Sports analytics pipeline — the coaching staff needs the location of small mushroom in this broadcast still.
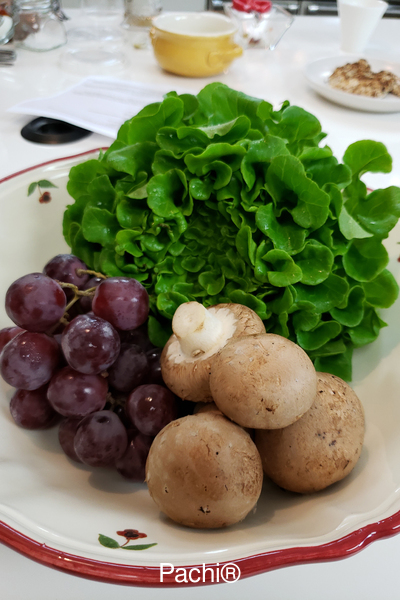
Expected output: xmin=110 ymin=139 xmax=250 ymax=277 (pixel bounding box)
xmin=209 ymin=333 xmax=317 ymax=429
xmin=254 ymin=372 xmax=365 ymax=494
xmin=145 ymin=412 xmax=263 ymax=529
xmin=160 ymin=302 xmax=265 ymax=403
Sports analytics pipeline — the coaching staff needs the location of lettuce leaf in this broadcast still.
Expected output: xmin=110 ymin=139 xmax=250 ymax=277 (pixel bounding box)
xmin=63 ymin=83 xmax=400 ymax=381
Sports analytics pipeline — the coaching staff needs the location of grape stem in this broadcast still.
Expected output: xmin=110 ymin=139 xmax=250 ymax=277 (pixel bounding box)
xmin=57 ymin=282 xmax=100 ymax=300
xmin=64 ymin=293 xmax=79 ymax=315
xmin=43 ymin=272 xmax=109 ymax=336
xmin=55 ymin=269 xmax=107 ymax=324
xmin=76 ymin=268 xmax=107 ymax=279
xmin=58 ymin=269 xmax=107 ymax=311
xmin=56 ymin=282 xmax=100 ymax=313
xmin=47 ymin=278 xmax=106 ymax=334
xmin=105 ymin=391 xmax=125 ymax=409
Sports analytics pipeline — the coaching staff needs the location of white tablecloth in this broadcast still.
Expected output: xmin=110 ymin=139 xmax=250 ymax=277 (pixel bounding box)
xmin=1 ymin=11 xmax=400 ymax=599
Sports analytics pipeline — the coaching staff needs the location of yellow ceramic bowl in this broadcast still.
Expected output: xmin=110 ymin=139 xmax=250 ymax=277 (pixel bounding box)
xmin=151 ymin=12 xmax=243 ymax=78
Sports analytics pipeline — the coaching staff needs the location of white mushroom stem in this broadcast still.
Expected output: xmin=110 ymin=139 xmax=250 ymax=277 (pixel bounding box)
xmin=172 ymin=302 xmax=225 ymax=357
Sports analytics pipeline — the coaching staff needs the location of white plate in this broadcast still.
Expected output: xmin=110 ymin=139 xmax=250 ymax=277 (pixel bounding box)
xmin=1 ymin=151 xmax=400 ymax=585
xmin=304 ymin=55 xmax=400 ymax=113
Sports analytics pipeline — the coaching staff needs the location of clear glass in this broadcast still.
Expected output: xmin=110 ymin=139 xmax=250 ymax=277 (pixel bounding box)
xmin=0 ymin=14 xmax=14 ymax=44
xmin=13 ymin=0 xmax=67 ymax=51
xmin=0 ymin=1 xmax=15 ymax=45
xmin=122 ymin=0 xmax=161 ymax=49
xmin=60 ymin=0 xmax=127 ymax=75
xmin=81 ymin=0 xmax=124 ymax=23
xmin=224 ymin=2 xmax=294 ymax=50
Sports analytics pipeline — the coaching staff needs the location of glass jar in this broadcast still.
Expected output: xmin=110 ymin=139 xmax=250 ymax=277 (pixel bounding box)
xmin=0 ymin=1 xmax=16 ymax=44
xmin=224 ymin=0 xmax=294 ymax=50
xmin=13 ymin=0 xmax=67 ymax=51
xmin=122 ymin=0 xmax=161 ymax=48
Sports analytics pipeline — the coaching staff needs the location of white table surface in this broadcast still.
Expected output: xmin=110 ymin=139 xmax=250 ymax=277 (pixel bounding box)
xmin=1 ymin=11 xmax=400 ymax=599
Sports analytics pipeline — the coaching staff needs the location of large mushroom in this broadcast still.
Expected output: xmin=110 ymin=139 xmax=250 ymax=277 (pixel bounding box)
xmin=255 ymin=372 xmax=365 ymax=493
xmin=145 ymin=411 xmax=263 ymax=529
xmin=209 ymin=333 xmax=317 ymax=429
xmin=160 ymin=302 xmax=265 ymax=403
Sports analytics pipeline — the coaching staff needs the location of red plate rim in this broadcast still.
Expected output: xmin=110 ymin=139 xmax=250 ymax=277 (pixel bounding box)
xmin=0 ymin=150 xmax=398 ymax=585
xmin=0 ymin=148 xmax=108 ymax=185
xmin=2 ymin=508 xmax=400 ymax=586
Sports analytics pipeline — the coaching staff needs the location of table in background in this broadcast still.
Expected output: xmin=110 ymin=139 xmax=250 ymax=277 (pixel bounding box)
xmin=1 ymin=13 xmax=400 ymax=600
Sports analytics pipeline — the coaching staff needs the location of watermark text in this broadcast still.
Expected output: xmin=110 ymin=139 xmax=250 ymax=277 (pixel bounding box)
xmin=160 ymin=562 xmax=241 ymax=584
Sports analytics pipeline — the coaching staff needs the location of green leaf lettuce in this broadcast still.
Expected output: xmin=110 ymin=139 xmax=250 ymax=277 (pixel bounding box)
xmin=63 ymin=83 xmax=400 ymax=380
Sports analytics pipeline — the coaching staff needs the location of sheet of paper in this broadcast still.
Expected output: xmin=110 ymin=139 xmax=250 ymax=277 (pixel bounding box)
xmin=8 ymin=77 xmax=190 ymax=139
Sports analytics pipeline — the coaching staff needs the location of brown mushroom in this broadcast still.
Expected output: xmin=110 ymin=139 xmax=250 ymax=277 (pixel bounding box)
xmin=254 ymin=372 xmax=365 ymax=493
xmin=209 ymin=333 xmax=317 ymax=429
xmin=160 ymin=302 xmax=265 ymax=403
xmin=145 ymin=411 xmax=263 ymax=529
xmin=193 ymin=400 xmax=253 ymax=436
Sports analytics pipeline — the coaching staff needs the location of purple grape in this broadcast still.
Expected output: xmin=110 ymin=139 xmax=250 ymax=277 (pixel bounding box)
xmin=103 ymin=389 xmax=132 ymax=427
xmin=112 ymin=403 xmax=133 ymax=430
xmin=105 ymin=387 xmax=128 ymax=406
xmin=119 ymin=323 xmax=154 ymax=352
xmin=79 ymin=277 xmax=103 ymax=312
xmin=74 ymin=410 xmax=128 ymax=467
xmin=58 ymin=417 xmax=83 ymax=462
xmin=92 ymin=277 xmax=149 ymax=331
xmin=65 ymin=300 xmax=85 ymax=320
xmin=5 ymin=273 xmax=66 ymax=332
xmin=115 ymin=431 xmax=153 ymax=481
xmin=53 ymin=332 xmax=68 ymax=368
xmin=146 ymin=347 xmax=163 ymax=385
xmin=10 ymin=386 xmax=59 ymax=429
xmin=43 ymin=254 xmax=90 ymax=289
xmin=53 ymin=332 xmax=63 ymax=347
xmin=47 ymin=366 xmax=108 ymax=417
xmin=52 ymin=301 xmax=83 ymax=335
xmin=107 ymin=343 xmax=149 ymax=392
xmin=0 ymin=326 xmax=24 ymax=353
xmin=1 ymin=331 xmax=60 ymax=390
xmin=61 ymin=314 xmax=120 ymax=375
xmin=126 ymin=384 xmax=178 ymax=437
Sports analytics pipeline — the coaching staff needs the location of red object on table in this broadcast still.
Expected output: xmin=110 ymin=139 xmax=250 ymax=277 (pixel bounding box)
xmin=232 ymin=0 xmax=272 ymax=12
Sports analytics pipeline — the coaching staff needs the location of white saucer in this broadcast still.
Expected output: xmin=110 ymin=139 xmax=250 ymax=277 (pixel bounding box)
xmin=304 ymin=55 xmax=400 ymax=113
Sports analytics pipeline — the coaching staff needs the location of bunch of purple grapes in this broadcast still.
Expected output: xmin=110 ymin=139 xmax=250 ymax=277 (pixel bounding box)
xmin=0 ymin=254 xmax=184 ymax=482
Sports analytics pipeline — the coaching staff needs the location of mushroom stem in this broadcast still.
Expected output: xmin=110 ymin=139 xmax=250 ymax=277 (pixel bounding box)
xmin=172 ymin=302 xmax=224 ymax=357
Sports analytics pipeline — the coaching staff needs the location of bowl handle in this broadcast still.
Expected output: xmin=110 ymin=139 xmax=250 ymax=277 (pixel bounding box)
xmin=207 ymin=44 xmax=243 ymax=69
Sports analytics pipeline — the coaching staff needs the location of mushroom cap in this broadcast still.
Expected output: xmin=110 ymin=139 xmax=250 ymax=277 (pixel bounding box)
xmin=145 ymin=412 xmax=263 ymax=529
xmin=160 ymin=303 xmax=265 ymax=403
xmin=255 ymin=372 xmax=365 ymax=494
xmin=209 ymin=333 xmax=317 ymax=429
xmin=193 ymin=402 xmax=254 ymax=437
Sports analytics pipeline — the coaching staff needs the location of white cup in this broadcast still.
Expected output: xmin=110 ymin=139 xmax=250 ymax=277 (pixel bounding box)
xmin=338 ymin=0 xmax=388 ymax=54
